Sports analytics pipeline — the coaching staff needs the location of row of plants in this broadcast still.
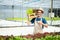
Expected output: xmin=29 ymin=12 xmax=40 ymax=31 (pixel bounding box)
xmin=0 ymin=32 xmax=60 ymax=40
xmin=6 ymin=17 xmax=60 ymax=21
xmin=35 ymin=35 xmax=60 ymax=40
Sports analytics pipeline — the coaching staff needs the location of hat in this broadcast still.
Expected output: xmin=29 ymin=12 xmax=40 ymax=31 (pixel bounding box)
xmin=36 ymin=8 xmax=44 ymax=13
xmin=39 ymin=8 xmax=44 ymax=12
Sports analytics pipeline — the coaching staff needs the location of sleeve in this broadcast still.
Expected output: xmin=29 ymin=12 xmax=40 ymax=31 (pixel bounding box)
xmin=30 ymin=18 xmax=35 ymax=24
xmin=43 ymin=18 xmax=47 ymax=24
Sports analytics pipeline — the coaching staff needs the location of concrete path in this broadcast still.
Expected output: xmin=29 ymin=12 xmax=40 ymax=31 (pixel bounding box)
xmin=0 ymin=19 xmax=60 ymax=36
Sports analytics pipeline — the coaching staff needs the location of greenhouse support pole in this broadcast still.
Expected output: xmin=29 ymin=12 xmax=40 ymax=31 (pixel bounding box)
xmin=12 ymin=5 xmax=14 ymax=20
xmin=50 ymin=0 xmax=53 ymax=25
xmin=22 ymin=1 xmax=24 ymax=26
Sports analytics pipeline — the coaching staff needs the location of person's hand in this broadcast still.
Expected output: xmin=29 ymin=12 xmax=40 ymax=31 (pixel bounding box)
xmin=42 ymin=24 xmax=48 ymax=28
xmin=44 ymin=24 xmax=48 ymax=28
xmin=38 ymin=21 xmax=43 ymax=25
xmin=25 ymin=21 xmax=30 ymax=25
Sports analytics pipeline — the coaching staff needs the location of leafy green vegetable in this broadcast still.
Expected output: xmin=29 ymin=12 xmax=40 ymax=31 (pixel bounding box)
xmin=26 ymin=8 xmax=33 ymax=15
xmin=0 ymin=35 xmax=60 ymax=40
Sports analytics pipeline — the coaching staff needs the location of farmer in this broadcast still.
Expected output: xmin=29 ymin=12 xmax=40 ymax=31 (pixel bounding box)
xmin=27 ymin=8 xmax=48 ymax=34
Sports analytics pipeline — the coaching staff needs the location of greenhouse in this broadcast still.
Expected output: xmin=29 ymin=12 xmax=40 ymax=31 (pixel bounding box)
xmin=0 ymin=0 xmax=60 ymax=40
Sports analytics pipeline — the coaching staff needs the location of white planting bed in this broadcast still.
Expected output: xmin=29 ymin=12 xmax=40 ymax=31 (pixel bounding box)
xmin=0 ymin=19 xmax=60 ymax=36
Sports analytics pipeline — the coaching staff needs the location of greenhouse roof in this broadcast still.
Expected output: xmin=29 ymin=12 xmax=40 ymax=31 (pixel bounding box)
xmin=0 ymin=0 xmax=60 ymax=8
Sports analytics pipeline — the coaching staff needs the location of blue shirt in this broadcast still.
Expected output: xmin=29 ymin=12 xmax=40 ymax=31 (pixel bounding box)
xmin=31 ymin=17 xmax=47 ymax=24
